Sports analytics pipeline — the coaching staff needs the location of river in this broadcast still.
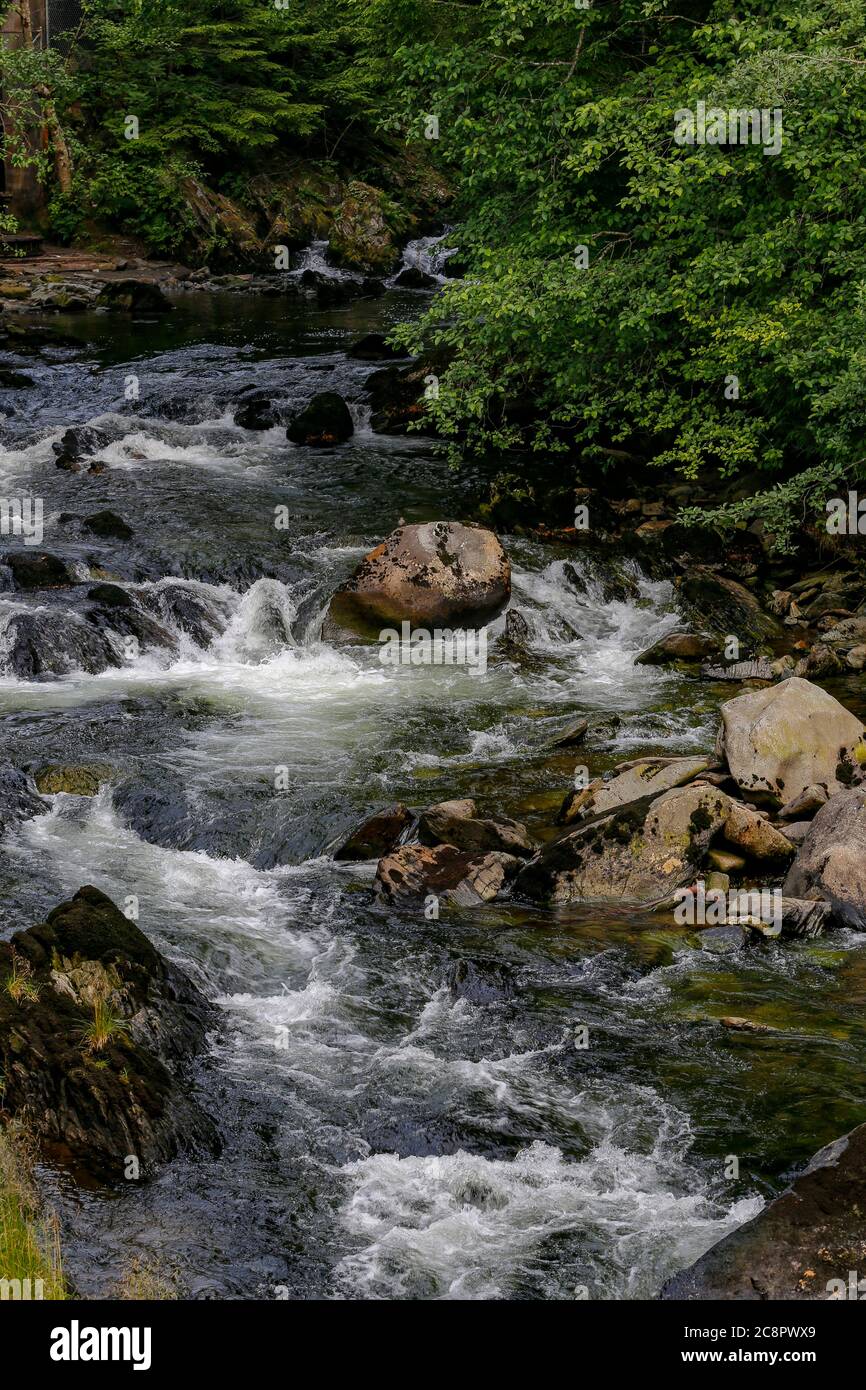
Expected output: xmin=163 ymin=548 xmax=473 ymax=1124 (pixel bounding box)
xmin=1 ymin=249 xmax=864 ymax=1300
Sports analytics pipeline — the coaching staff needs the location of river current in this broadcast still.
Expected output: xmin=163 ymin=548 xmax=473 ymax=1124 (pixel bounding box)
xmin=1 ymin=249 xmax=864 ymax=1300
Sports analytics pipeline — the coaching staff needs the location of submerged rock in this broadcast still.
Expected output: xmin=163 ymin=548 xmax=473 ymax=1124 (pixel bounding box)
xmin=333 ymin=803 xmax=414 ymax=861
xmin=34 ymin=763 xmax=114 ymax=796
xmin=348 ymin=333 xmax=404 ymax=361
xmin=374 ymin=842 xmax=521 ymax=906
xmin=83 ymin=510 xmax=133 ymax=540
xmin=661 ymin=1123 xmax=866 ymax=1300
xmin=324 ymin=521 xmax=510 ymax=640
xmin=96 ymin=279 xmax=173 ymax=314
xmin=0 ymin=886 xmax=219 ymax=1182
xmin=52 ymin=425 xmax=111 ymax=473
xmin=286 ymin=392 xmax=354 ymax=446
xmin=0 ymin=764 xmax=48 ymax=833
xmin=783 ymin=789 xmax=866 ymax=928
xmin=717 ymin=677 xmax=866 ymax=806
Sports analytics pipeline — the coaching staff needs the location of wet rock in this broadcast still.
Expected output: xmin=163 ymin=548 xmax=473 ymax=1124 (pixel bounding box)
xmin=0 ymin=365 xmax=34 ymax=388
xmin=0 ymin=886 xmax=219 ymax=1182
xmin=234 ymin=395 xmax=281 ymax=431
xmin=0 ymin=611 xmax=122 ymax=679
xmin=136 ymin=581 xmax=227 ymax=649
xmin=557 ymin=756 xmax=712 ymax=827
xmin=83 ymin=510 xmax=133 ymax=540
xmin=660 ymin=1123 xmax=866 ymax=1300
xmin=519 ymin=784 xmax=735 ymax=907
xmin=374 ymin=842 xmax=521 ymax=906
xmin=333 ymin=803 xmax=414 ymax=861
xmin=783 ymin=789 xmax=866 ymax=928
xmin=348 ymin=333 xmax=404 ymax=361
xmin=549 ymin=718 xmax=588 ymax=748
xmin=392 ymin=265 xmax=438 ymax=290
xmin=0 ymin=765 xmax=48 ymax=833
xmin=417 ymin=800 xmax=535 ymax=859
xmin=365 ymin=355 xmax=446 ymax=435
xmin=52 ymin=425 xmax=111 ymax=473
xmin=635 ymin=632 xmax=717 ymax=665
xmin=34 ymin=764 xmax=114 ymax=796
xmin=96 ymin=279 xmax=173 ymax=314
xmin=679 ymin=567 xmax=782 ymax=645
xmin=719 ymin=1016 xmax=778 ymax=1034
xmin=716 ymin=677 xmax=866 ymax=806
xmin=286 ymin=392 xmax=354 ymax=446
xmin=324 ymin=521 xmax=510 ymax=640
xmin=2 ymin=551 xmax=78 ymax=590
xmin=86 ymin=582 xmax=133 ymax=609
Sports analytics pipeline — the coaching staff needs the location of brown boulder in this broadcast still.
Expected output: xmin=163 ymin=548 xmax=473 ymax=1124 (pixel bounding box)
xmin=325 ymin=522 xmax=510 ymax=640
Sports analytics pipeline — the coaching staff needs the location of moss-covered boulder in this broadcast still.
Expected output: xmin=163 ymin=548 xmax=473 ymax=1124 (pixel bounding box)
xmin=0 ymin=886 xmax=219 ymax=1183
xmin=328 ymin=181 xmax=402 ymax=274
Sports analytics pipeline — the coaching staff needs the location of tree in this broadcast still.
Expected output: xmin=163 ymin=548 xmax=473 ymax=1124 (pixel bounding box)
xmin=375 ymin=0 xmax=866 ymax=549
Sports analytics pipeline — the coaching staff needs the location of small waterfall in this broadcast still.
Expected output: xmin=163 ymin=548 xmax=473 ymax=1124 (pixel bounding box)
xmin=389 ymin=234 xmax=459 ymax=286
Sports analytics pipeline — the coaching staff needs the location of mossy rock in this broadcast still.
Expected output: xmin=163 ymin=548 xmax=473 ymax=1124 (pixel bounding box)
xmin=35 ymin=763 xmax=114 ymax=796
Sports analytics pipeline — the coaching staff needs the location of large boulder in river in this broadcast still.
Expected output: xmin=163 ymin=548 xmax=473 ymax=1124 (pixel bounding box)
xmin=716 ymin=677 xmax=866 ymax=806
xmin=0 ymin=611 xmax=122 ymax=679
xmin=783 ymin=789 xmax=866 ymax=928
xmin=661 ymin=1124 xmax=866 ymax=1300
xmin=328 ymin=181 xmax=400 ymax=275
xmin=286 ymin=392 xmax=354 ymax=446
xmin=0 ymin=886 xmax=219 ymax=1182
xmin=324 ymin=521 xmax=510 ymax=640
xmin=2 ymin=550 xmax=79 ymax=590
xmin=678 ymin=567 xmax=781 ymax=645
xmin=374 ymin=843 xmax=521 ymax=907
xmin=518 ymin=784 xmax=735 ymax=907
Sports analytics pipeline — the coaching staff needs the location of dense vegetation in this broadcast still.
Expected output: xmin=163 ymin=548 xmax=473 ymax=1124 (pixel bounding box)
xmin=376 ymin=0 xmax=866 ymax=548
xmin=0 ymin=0 xmax=380 ymax=249
xmin=2 ymin=0 xmax=864 ymax=541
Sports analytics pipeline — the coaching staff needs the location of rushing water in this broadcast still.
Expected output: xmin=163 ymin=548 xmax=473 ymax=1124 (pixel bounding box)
xmin=2 ymin=251 xmax=865 ymax=1300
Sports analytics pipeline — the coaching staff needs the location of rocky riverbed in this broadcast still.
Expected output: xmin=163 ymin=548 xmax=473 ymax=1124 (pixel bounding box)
xmin=1 ymin=245 xmax=865 ymax=1300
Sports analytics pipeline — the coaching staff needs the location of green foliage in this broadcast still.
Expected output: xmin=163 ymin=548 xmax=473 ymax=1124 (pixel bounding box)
xmin=2 ymin=0 xmax=380 ymax=250
xmin=375 ymin=0 xmax=866 ymax=546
